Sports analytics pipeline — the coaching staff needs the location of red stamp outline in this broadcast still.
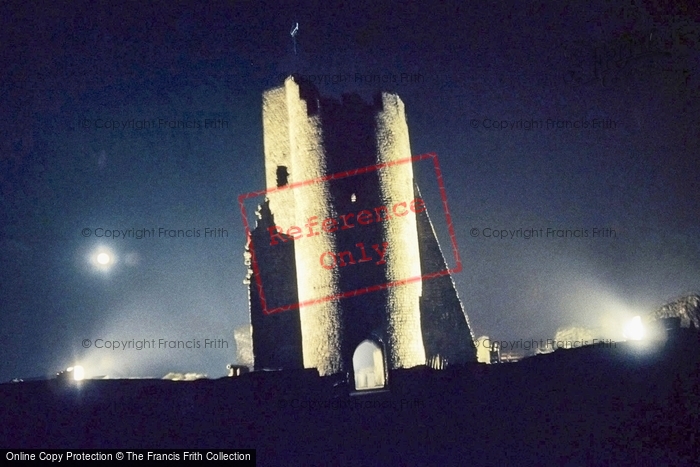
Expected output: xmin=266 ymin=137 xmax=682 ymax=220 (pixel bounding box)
xmin=238 ymin=152 xmax=461 ymax=315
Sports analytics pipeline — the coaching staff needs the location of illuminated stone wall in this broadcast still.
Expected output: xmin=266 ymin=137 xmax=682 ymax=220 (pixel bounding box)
xmin=650 ymin=294 xmax=700 ymax=329
xmin=374 ymin=93 xmax=426 ymax=369
xmin=233 ymin=324 xmax=254 ymax=367
xmin=248 ymin=75 xmax=476 ymax=377
xmin=261 ymin=78 xmax=343 ymax=376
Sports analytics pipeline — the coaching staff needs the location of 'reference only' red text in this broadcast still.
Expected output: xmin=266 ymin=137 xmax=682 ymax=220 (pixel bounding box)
xmin=268 ymin=198 xmax=426 ymax=246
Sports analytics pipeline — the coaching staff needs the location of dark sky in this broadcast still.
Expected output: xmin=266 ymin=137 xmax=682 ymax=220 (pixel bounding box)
xmin=1 ymin=0 xmax=699 ymax=381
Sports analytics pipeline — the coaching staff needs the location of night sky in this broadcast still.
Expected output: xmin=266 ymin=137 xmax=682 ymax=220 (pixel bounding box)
xmin=2 ymin=0 xmax=699 ymax=381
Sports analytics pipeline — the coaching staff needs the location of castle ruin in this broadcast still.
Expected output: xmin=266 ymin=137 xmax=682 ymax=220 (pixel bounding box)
xmin=243 ymin=76 xmax=477 ymax=387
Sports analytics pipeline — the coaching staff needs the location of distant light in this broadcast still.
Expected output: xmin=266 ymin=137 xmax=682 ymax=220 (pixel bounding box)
xmin=90 ymin=247 xmax=116 ymax=272
xmin=65 ymin=365 xmax=85 ymax=381
xmin=58 ymin=365 xmax=85 ymax=383
xmin=72 ymin=365 xmax=85 ymax=381
xmin=623 ymin=316 xmax=645 ymax=341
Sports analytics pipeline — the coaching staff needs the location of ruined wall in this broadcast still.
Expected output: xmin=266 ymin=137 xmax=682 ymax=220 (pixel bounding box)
xmin=414 ymin=186 xmax=477 ymax=364
xmin=262 ymin=78 xmax=343 ymax=375
xmin=650 ymin=294 xmax=700 ymax=329
xmin=317 ymin=93 xmax=392 ymax=376
xmin=245 ymin=201 xmax=303 ymax=370
xmin=262 ymin=86 xmax=294 ymax=225
xmin=374 ymin=93 xmax=426 ymax=369
xmin=252 ymin=75 xmax=474 ymax=377
xmin=233 ymin=324 xmax=254 ymax=367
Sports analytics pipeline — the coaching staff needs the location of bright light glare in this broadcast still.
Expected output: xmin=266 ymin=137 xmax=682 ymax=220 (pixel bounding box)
xmin=65 ymin=365 xmax=85 ymax=381
xmin=73 ymin=365 xmax=85 ymax=381
xmin=90 ymin=247 xmax=116 ymax=272
xmin=623 ymin=316 xmax=645 ymax=341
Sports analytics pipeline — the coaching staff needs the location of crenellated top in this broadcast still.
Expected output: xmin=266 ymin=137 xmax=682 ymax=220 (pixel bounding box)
xmin=278 ymin=74 xmax=403 ymax=118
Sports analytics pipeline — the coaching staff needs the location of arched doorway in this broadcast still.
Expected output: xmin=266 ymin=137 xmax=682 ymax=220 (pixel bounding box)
xmin=352 ymin=340 xmax=386 ymax=391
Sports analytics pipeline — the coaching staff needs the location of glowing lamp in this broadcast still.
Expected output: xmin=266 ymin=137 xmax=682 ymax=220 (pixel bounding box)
xmin=623 ymin=316 xmax=645 ymax=341
xmin=71 ymin=365 xmax=85 ymax=381
xmin=57 ymin=365 xmax=85 ymax=383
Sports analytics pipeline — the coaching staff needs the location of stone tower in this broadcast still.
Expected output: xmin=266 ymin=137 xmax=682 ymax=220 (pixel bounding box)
xmin=244 ymin=75 xmax=476 ymax=381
